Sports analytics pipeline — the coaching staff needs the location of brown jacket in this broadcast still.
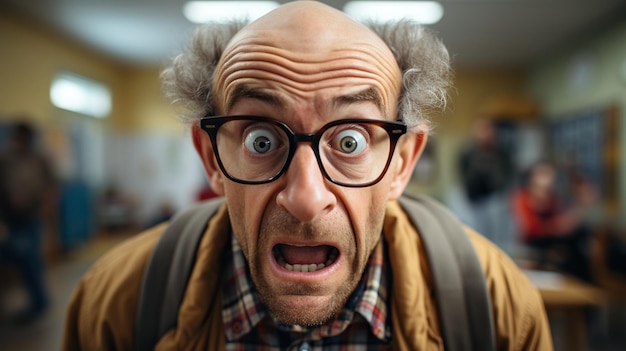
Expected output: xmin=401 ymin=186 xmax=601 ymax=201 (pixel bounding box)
xmin=63 ymin=200 xmax=552 ymax=350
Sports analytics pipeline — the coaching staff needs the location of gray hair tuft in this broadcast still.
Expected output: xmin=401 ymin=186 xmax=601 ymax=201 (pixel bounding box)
xmin=161 ymin=20 xmax=248 ymax=123
xmin=366 ymin=20 xmax=452 ymax=132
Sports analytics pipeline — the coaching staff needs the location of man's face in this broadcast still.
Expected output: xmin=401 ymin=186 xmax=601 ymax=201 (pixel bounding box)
xmin=197 ymin=2 xmax=414 ymax=326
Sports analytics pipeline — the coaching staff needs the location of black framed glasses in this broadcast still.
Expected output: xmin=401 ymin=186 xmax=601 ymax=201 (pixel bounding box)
xmin=200 ymin=115 xmax=407 ymax=187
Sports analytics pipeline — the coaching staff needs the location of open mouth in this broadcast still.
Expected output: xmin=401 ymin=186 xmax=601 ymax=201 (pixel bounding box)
xmin=273 ymin=244 xmax=339 ymax=273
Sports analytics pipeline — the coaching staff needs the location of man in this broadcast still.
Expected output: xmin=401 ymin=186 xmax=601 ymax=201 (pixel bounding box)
xmin=63 ymin=1 xmax=552 ymax=350
xmin=458 ymin=117 xmax=514 ymax=250
xmin=0 ymin=121 xmax=55 ymax=323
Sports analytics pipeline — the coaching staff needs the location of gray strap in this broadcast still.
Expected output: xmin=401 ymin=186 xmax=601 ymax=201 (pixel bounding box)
xmin=398 ymin=195 xmax=495 ymax=351
xmin=135 ymin=194 xmax=494 ymax=350
xmin=134 ymin=197 xmax=225 ymax=351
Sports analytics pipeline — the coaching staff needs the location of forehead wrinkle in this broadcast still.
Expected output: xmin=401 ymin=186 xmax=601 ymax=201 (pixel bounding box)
xmin=215 ymin=35 xmax=401 ymax=116
xmin=222 ymin=64 xmax=388 ymax=91
xmin=221 ymin=40 xmax=397 ymax=78
xmin=218 ymin=50 xmax=399 ymax=98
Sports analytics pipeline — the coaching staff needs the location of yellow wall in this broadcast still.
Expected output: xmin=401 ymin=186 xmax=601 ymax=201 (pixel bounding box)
xmin=447 ymin=68 xmax=536 ymax=128
xmin=0 ymin=10 xmax=179 ymax=133
xmin=116 ymin=66 xmax=182 ymax=133
xmin=0 ymin=11 xmax=118 ymax=126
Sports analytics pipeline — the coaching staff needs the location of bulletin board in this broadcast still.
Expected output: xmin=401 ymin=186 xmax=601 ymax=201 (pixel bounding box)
xmin=548 ymin=106 xmax=619 ymax=215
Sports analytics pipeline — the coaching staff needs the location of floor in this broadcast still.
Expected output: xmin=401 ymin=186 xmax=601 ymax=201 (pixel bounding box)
xmin=0 ymin=233 xmax=625 ymax=350
xmin=0 ymin=232 xmax=130 ymax=350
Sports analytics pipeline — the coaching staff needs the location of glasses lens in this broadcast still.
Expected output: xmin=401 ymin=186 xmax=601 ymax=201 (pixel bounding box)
xmin=215 ymin=119 xmax=290 ymax=182
xmin=210 ymin=117 xmax=399 ymax=186
xmin=319 ymin=122 xmax=392 ymax=185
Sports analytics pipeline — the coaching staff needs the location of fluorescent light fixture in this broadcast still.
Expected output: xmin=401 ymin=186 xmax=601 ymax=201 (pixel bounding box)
xmin=344 ymin=1 xmax=444 ymax=24
xmin=183 ymin=1 xmax=280 ymax=23
xmin=50 ymin=72 xmax=112 ymax=118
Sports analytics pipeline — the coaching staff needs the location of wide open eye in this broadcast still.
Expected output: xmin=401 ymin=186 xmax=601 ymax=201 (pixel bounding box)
xmin=333 ymin=129 xmax=367 ymax=154
xmin=244 ymin=127 xmax=279 ymax=154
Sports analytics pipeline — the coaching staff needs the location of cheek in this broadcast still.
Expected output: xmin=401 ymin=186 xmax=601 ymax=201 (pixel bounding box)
xmin=365 ymin=195 xmax=387 ymax=247
xmin=342 ymin=188 xmax=389 ymax=256
xmin=223 ymin=182 xmax=275 ymax=255
xmin=226 ymin=198 xmax=249 ymax=256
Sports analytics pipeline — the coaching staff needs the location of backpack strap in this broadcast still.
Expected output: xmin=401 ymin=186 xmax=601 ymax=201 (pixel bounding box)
xmin=134 ymin=197 xmax=225 ymax=351
xmin=135 ymin=195 xmax=495 ymax=351
xmin=398 ymin=194 xmax=495 ymax=351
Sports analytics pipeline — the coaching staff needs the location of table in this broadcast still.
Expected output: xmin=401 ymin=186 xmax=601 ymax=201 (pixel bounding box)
xmin=524 ymin=270 xmax=605 ymax=351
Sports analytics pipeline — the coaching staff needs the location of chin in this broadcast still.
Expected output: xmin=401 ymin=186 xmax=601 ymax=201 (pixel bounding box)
xmin=253 ymin=258 xmax=360 ymax=327
xmin=263 ymin=294 xmax=342 ymax=326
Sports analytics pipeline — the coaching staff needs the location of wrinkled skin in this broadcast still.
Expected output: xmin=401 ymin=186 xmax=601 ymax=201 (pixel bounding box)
xmin=192 ymin=1 xmax=426 ymax=326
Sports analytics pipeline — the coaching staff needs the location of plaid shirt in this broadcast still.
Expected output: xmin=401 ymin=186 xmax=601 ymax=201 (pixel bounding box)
xmin=222 ymin=234 xmax=391 ymax=351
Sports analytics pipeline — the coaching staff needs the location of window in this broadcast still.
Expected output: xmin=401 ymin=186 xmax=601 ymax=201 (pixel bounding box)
xmin=50 ymin=72 xmax=112 ymax=118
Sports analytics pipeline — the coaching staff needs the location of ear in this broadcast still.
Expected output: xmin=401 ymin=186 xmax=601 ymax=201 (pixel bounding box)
xmin=388 ymin=131 xmax=428 ymax=199
xmin=191 ymin=125 xmax=225 ymax=196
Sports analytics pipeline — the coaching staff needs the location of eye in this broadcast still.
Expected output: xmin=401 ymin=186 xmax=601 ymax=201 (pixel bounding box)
xmin=244 ymin=127 xmax=279 ymax=154
xmin=333 ymin=129 xmax=367 ymax=154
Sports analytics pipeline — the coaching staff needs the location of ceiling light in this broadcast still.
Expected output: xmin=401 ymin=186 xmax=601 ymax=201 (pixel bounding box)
xmin=183 ymin=1 xmax=280 ymax=23
xmin=50 ymin=72 xmax=111 ymax=118
xmin=343 ymin=1 xmax=444 ymax=24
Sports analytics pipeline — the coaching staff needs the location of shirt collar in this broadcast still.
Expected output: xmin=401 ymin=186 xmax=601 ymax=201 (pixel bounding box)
xmin=222 ymin=233 xmax=390 ymax=342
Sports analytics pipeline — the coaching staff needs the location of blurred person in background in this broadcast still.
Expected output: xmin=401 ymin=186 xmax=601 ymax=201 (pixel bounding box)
xmin=510 ymin=161 xmax=596 ymax=281
xmin=458 ymin=117 xmax=514 ymax=249
xmin=0 ymin=120 xmax=57 ymax=323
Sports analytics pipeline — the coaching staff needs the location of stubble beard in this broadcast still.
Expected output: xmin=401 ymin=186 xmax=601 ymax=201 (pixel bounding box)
xmin=249 ymin=209 xmax=369 ymax=327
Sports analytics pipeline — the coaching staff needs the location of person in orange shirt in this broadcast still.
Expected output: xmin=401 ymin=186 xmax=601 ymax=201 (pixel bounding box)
xmin=511 ymin=161 xmax=596 ymax=280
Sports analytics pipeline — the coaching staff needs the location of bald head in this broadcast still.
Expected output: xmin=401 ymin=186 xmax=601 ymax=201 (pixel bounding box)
xmin=230 ymin=1 xmax=387 ymax=56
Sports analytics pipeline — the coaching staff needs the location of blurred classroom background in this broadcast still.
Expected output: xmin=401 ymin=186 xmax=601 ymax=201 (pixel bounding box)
xmin=1 ymin=1 xmax=626 ymax=350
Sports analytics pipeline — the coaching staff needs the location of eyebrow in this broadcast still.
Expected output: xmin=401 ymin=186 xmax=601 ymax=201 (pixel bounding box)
xmin=226 ymin=85 xmax=284 ymax=112
xmin=333 ymin=87 xmax=386 ymax=117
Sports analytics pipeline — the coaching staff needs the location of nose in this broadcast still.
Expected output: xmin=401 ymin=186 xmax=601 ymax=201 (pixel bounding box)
xmin=276 ymin=144 xmax=337 ymax=222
